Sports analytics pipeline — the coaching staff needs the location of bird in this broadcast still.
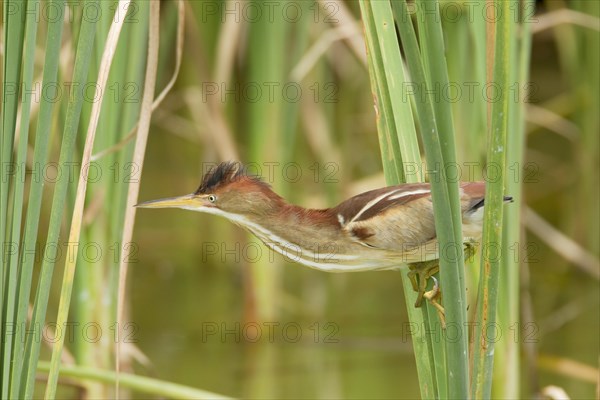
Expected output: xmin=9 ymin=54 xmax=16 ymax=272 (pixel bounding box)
xmin=137 ymin=161 xmax=512 ymax=324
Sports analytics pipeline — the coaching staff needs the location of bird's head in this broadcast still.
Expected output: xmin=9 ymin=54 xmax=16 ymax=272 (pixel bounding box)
xmin=136 ymin=162 xmax=282 ymax=218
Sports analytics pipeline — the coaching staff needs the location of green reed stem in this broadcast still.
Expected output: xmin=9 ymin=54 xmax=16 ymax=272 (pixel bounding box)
xmin=1 ymin=3 xmax=26 ymax=394
xmin=6 ymin=1 xmax=40 ymax=396
xmin=495 ymin=1 xmax=533 ymax=397
xmin=392 ymin=1 xmax=470 ymax=397
xmin=37 ymin=361 xmax=233 ymax=400
xmin=21 ymin=3 xmax=97 ymax=397
xmin=470 ymin=0 xmax=515 ymax=397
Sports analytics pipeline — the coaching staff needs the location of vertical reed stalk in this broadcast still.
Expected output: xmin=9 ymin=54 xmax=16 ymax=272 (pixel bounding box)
xmin=2 ymin=1 xmax=30 ymax=397
xmin=245 ymin=0 xmax=294 ymax=322
xmin=358 ymin=0 xmax=437 ymax=395
xmin=495 ymin=1 xmax=534 ymax=397
xmin=5 ymin=0 xmax=39 ymax=395
xmin=116 ymin=1 xmax=159 ymax=396
xmin=359 ymin=0 xmax=473 ymax=396
xmin=1 ymin=0 xmax=226 ymax=397
xmin=470 ymin=0 xmax=516 ymax=397
xmin=45 ymin=2 xmax=131 ymax=397
xmin=391 ymin=1 xmax=468 ymax=396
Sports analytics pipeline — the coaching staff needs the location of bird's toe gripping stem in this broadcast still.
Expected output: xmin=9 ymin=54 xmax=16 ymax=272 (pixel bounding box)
xmin=407 ymin=261 xmax=446 ymax=327
xmin=407 ymin=260 xmax=440 ymax=307
xmin=424 ymin=276 xmax=446 ymax=328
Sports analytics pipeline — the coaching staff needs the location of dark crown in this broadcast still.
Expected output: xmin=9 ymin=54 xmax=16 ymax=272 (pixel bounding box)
xmin=195 ymin=162 xmax=267 ymax=194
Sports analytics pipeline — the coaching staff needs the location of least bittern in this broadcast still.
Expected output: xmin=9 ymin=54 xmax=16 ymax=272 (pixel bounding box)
xmin=138 ymin=162 xmax=512 ymax=324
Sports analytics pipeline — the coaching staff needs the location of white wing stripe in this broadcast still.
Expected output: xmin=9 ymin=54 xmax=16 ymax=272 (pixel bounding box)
xmin=350 ymin=189 xmax=402 ymax=223
xmin=387 ymin=188 xmax=430 ymax=200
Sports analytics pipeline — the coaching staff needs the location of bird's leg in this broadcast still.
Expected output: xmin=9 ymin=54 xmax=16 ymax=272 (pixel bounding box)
xmin=407 ymin=245 xmax=479 ymax=329
xmin=407 ymin=260 xmax=440 ymax=308
xmin=423 ymin=276 xmax=446 ymax=329
xmin=463 ymin=240 xmax=477 ymax=263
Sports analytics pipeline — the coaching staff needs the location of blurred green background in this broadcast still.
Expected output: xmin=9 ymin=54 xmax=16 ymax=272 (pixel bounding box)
xmin=132 ymin=1 xmax=598 ymax=398
xmin=1 ymin=0 xmax=598 ymax=398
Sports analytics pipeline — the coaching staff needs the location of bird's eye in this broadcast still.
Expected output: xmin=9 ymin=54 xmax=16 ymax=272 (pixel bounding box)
xmin=208 ymin=195 xmax=217 ymax=203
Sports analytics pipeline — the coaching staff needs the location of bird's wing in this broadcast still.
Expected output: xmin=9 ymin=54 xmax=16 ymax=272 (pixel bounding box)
xmin=334 ymin=182 xmax=486 ymax=254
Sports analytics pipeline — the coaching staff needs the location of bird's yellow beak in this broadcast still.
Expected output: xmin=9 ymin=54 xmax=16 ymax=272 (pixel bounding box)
xmin=135 ymin=194 xmax=211 ymax=210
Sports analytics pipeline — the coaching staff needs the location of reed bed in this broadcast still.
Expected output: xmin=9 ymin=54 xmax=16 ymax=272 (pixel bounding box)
xmin=1 ymin=0 xmax=597 ymax=398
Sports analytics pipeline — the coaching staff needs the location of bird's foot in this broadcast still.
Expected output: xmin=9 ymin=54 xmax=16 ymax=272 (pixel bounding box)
xmin=464 ymin=241 xmax=477 ymax=263
xmin=424 ymin=276 xmax=446 ymax=329
xmin=407 ymin=260 xmax=440 ymax=307
xmin=407 ymin=261 xmax=445 ymax=329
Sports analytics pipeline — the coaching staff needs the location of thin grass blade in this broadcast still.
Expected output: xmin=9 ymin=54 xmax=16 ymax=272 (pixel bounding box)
xmin=1 ymin=5 xmax=26 ymax=394
xmin=116 ymin=1 xmax=160 ymax=396
xmin=6 ymin=1 xmax=40 ymax=396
